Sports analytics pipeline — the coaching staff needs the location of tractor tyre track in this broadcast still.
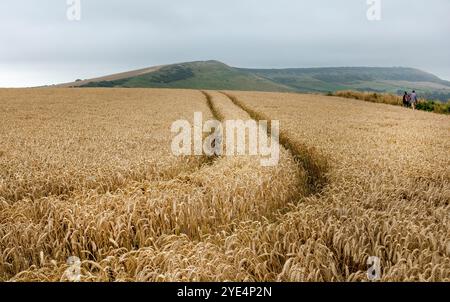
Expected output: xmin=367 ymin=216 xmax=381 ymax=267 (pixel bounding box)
xmin=220 ymin=91 xmax=329 ymax=195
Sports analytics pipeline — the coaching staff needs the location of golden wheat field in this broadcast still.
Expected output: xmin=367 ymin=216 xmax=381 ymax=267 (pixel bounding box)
xmin=0 ymin=88 xmax=448 ymax=282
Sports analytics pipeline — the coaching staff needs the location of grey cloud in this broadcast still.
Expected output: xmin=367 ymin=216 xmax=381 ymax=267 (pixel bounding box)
xmin=0 ymin=0 xmax=449 ymax=87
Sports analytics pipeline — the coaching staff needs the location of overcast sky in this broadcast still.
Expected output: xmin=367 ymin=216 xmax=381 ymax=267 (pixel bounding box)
xmin=0 ymin=0 xmax=449 ymax=87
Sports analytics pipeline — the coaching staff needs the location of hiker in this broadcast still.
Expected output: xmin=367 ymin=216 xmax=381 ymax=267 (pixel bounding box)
xmin=410 ymin=90 xmax=418 ymax=110
xmin=403 ymin=91 xmax=410 ymax=107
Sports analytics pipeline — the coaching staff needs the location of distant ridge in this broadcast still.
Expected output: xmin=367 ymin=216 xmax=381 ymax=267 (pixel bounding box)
xmin=55 ymin=60 xmax=450 ymax=102
xmin=57 ymin=65 xmax=165 ymax=88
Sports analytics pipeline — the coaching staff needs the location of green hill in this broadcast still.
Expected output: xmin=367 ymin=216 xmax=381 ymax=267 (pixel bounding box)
xmin=66 ymin=60 xmax=450 ymax=102
xmin=80 ymin=61 xmax=293 ymax=92
xmin=242 ymin=66 xmax=450 ymax=95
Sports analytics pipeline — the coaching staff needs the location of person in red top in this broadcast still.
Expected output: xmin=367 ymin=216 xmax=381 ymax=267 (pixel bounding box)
xmin=402 ymin=91 xmax=410 ymax=107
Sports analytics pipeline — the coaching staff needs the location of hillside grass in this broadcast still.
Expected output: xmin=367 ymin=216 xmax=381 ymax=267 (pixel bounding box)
xmin=83 ymin=61 xmax=293 ymax=92
xmin=77 ymin=61 xmax=450 ymax=102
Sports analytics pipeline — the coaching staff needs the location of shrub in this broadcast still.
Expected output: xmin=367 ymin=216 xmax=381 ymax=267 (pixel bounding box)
xmin=330 ymin=90 xmax=448 ymax=114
